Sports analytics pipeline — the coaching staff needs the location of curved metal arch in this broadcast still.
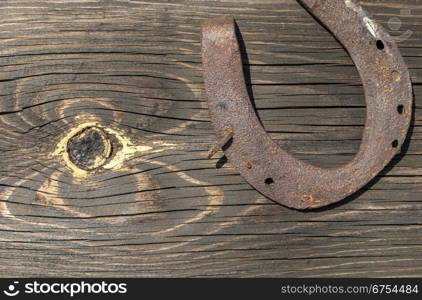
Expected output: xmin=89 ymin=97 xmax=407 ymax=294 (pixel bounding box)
xmin=201 ymin=0 xmax=413 ymax=210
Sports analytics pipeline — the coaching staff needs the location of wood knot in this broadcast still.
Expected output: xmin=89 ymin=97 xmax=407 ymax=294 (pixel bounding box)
xmin=66 ymin=126 xmax=111 ymax=171
xmin=51 ymin=121 xmax=168 ymax=178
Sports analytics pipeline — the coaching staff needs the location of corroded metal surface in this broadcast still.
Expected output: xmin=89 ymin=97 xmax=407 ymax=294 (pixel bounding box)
xmin=201 ymin=0 xmax=413 ymax=210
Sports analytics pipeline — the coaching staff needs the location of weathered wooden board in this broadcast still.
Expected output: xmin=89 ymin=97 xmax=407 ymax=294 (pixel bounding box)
xmin=0 ymin=0 xmax=421 ymax=277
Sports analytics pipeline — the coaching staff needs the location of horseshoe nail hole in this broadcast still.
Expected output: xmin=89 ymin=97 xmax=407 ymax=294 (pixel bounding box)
xmin=264 ymin=177 xmax=274 ymax=185
xmin=397 ymin=105 xmax=404 ymax=114
xmin=376 ymin=40 xmax=385 ymax=50
xmin=392 ymin=140 xmax=399 ymax=148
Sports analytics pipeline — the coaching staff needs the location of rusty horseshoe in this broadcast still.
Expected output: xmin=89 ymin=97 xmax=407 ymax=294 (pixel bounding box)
xmin=201 ymin=0 xmax=413 ymax=210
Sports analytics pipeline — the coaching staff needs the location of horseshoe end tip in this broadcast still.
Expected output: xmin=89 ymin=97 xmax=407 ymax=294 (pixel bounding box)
xmin=201 ymin=15 xmax=235 ymax=32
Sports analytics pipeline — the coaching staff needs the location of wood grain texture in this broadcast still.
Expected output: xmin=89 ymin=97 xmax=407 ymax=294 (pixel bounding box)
xmin=0 ymin=0 xmax=421 ymax=277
